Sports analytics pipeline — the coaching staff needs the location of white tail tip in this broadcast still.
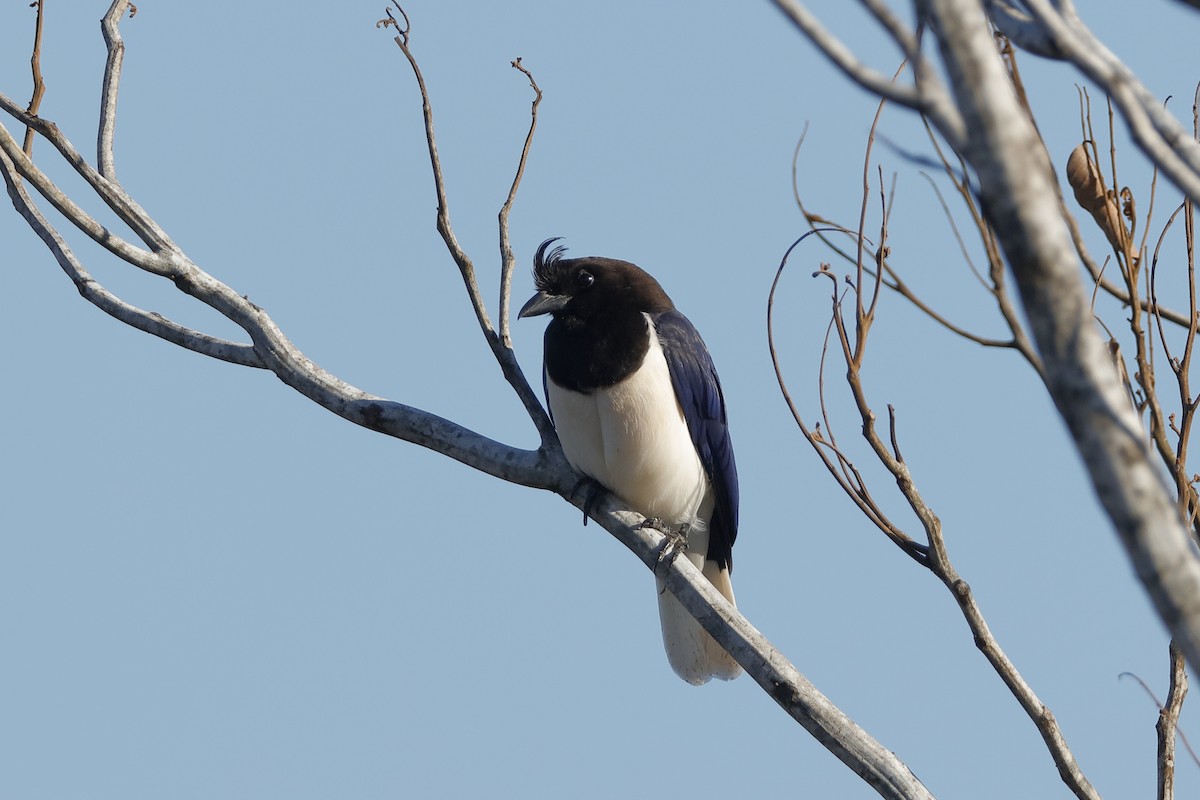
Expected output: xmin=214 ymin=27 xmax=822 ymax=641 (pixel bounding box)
xmin=656 ymin=559 xmax=742 ymax=685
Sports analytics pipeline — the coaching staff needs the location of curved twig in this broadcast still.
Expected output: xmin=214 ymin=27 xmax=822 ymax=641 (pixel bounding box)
xmin=22 ymin=0 xmax=46 ymax=156
xmin=499 ymin=57 xmax=542 ymax=349
xmin=384 ymin=3 xmax=553 ymax=444
xmin=98 ymin=0 xmax=133 ymax=179
xmin=768 ymin=231 xmax=931 ymax=564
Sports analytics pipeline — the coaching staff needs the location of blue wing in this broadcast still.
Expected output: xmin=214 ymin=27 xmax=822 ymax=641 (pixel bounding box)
xmin=652 ymin=310 xmax=739 ymax=571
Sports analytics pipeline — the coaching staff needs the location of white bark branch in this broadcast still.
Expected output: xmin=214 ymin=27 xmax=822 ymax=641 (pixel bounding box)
xmin=917 ymin=0 xmax=1200 ymax=673
xmin=772 ymin=0 xmax=969 ymax=152
xmin=0 ymin=5 xmax=961 ymax=797
xmin=0 ymin=114 xmax=170 ymax=274
xmin=999 ymin=0 xmax=1200 ymax=207
xmin=0 ymin=92 xmax=176 ymax=255
xmin=772 ymin=2 xmax=925 ymax=109
xmin=584 ymin=491 xmax=935 ymax=800
xmin=0 ymin=146 xmax=263 ymax=367
xmin=983 ymin=0 xmax=1066 ymax=58
xmin=98 ymin=0 xmax=131 ymax=179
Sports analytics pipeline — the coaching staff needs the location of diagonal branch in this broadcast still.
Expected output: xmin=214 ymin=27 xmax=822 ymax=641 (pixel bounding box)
xmin=583 ymin=489 xmax=935 ymax=800
xmin=918 ymin=0 xmax=1200 ymax=677
xmin=0 ymin=146 xmax=262 ymax=368
xmin=772 ymin=0 xmax=967 ymax=152
xmin=1016 ymin=0 xmax=1200 ymax=207
xmin=0 ymin=91 xmax=179 ymax=255
xmin=0 ymin=116 xmax=173 ymax=273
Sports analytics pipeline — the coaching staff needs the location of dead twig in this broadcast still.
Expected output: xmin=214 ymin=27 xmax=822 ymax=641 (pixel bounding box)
xmin=22 ymin=0 xmax=46 ymax=157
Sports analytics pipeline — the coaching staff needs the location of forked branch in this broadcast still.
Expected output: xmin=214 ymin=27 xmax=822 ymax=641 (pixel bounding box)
xmin=0 ymin=5 xmax=939 ymax=798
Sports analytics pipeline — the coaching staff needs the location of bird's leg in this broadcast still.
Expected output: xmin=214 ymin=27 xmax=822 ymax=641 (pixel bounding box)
xmin=570 ymin=476 xmax=606 ymax=526
xmin=638 ymin=518 xmax=690 ymax=582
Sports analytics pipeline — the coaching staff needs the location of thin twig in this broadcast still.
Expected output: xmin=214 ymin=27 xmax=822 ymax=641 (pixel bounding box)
xmin=767 ymin=232 xmax=930 ymax=564
xmin=98 ymin=0 xmax=136 ymax=179
xmin=382 ymin=3 xmax=554 ymax=443
xmin=887 ymin=404 xmax=904 ymax=464
xmin=1119 ymin=662 xmax=1200 ymax=796
xmin=795 ymin=120 xmax=1031 ymax=354
xmin=498 ymin=58 xmax=542 ymax=348
xmin=22 ymin=0 xmax=46 ymax=157
xmin=777 ymin=51 xmax=1102 ymax=793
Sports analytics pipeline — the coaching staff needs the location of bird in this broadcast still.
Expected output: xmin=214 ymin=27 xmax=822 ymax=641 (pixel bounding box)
xmin=519 ymin=238 xmax=741 ymax=685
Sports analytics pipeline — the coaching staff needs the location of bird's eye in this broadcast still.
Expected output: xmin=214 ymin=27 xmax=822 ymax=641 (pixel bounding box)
xmin=576 ymin=270 xmax=595 ymax=289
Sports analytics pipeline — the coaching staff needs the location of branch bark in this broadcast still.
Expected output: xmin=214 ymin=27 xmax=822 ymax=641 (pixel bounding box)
xmin=916 ymin=0 xmax=1200 ymax=671
xmin=0 ymin=5 xmax=940 ymax=798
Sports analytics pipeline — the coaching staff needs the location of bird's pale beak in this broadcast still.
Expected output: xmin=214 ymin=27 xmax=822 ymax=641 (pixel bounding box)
xmin=518 ymin=291 xmax=570 ymax=318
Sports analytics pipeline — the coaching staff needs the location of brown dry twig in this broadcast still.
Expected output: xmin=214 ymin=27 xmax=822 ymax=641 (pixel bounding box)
xmin=775 ymin=76 xmax=1101 ymax=800
xmin=499 ymin=57 xmax=542 ymax=347
xmin=22 ymin=0 xmax=46 ymax=156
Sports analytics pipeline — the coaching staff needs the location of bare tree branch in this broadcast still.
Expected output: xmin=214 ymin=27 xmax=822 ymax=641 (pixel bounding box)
xmin=983 ymin=0 xmax=1065 ymax=58
xmin=773 ymin=0 xmax=967 ymax=152
xmin=915 ymin=0 xmax=1200 ymax=674
xmin=98 ymin=0 xmax=135 ymax=179
xmin=1013 ymin=0 xmax=1200 ymax=208
xmin=0 ymin=111 xmax=170 ymax=272
xmin=382 ymin=3 xmax=554 ymax=447
xmin=0 ymin=145 xmax=262 ymax=368
xmin=779 ymin=1 xmax=1200 ymax=793
xmin=586 ymin=490 xmax=935 ymax=800
xmin=499 ymin=57 xmax=541 ymax=349
xmin=769 ymin=228 xmax=1101 ymax=799
xmin=0 ymin=7 xmax=944 ymax=797
xmin=1159 ymin=643 xmax=1189 ymax=800
xmin=22 ymin=0 xmax=45 ymax=156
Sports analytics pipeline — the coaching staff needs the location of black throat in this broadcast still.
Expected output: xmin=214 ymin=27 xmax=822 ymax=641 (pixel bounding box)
xmin=544 ymin=308 xmax=651 ymax=393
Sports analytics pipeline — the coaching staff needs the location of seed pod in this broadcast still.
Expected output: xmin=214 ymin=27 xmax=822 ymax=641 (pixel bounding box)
xmin=1066 ymin=143 xmax=1126 ymax=251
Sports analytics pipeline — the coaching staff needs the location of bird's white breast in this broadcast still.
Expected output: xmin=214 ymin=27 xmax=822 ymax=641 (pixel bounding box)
xmin=548 ymin=318 xmax=711 ymax=529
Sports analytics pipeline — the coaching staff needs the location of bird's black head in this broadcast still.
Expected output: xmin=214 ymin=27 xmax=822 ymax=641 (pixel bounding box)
xmin=518 ymin=238 xmax=675 ymax=321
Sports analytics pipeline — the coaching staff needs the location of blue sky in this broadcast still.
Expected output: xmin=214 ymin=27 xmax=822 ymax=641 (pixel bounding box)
xmin=2 ymin=2 xmax=1199 ymax=798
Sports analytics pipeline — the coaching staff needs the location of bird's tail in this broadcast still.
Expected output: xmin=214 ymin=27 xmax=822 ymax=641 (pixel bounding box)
xmin=656 ymin=552 xmax=742 ymax=685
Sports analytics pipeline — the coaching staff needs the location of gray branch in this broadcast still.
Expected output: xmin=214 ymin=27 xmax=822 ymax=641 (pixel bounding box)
xmin=996 ymin=0 xmax=1200 ymax=207
xmin=98 ymin=0 xmax=129 ymax=179
xmin=0 ymin=3 xmax=940 ymax=797
xmin=0 ymin=145 xmax=263 ymax=368
xmin=983 ymin=0 xmax=1066 ymax=58
xmin=583 ymin=491 xmax=934 ymax=800
xmin=915 ymin=0 xmax=1200 ymax=669
xmin=773 ymin=0 xmax=969 ymax=152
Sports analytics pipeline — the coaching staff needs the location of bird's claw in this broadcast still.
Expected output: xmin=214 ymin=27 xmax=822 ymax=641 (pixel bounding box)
xmin=571 ymin=476 xmax=605 ymax=526
xmin=645 ymin=520 xmax=689 ymax=581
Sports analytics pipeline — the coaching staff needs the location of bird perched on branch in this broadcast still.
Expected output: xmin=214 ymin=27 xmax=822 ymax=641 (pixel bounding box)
xmin=519 ymin=238 xmax=741 ymax=685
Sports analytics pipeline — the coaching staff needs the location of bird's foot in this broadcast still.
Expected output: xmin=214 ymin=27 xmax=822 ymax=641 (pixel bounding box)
xmin=570 ymin=476 xmax=606 ymax=527
xmin=640 ymin=519 xmax=689 ymax=580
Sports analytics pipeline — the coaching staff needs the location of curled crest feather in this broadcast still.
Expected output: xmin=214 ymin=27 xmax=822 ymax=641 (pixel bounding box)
xmin=533 ymin=237 xmax=569 ymax=291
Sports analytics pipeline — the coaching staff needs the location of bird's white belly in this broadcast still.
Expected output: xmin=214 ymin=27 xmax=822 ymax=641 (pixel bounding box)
xmin=548 ymin=327 xmax=710 ymax=528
